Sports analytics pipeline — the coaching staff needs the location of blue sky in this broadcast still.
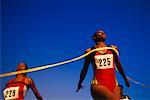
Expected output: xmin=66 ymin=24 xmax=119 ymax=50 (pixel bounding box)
xmin=1 ymin=0 xmax=150 ymax=99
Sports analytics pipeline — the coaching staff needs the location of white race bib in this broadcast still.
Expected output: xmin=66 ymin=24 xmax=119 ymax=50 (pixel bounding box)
xmin=3 ymin=87 xmax=19 ymax=100
xmin=94 ymin=54 xmax=113 ymax=69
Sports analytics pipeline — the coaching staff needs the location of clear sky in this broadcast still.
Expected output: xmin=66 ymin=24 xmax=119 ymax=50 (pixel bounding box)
xmin=1 ymin=0 xmax=150 ymax=99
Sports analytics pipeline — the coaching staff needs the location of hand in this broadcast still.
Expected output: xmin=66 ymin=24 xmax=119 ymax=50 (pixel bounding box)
xmin=125 ymin=79 xmax=130 ymax=88
xmin=76 ymin=84 xmax=84 ymax=92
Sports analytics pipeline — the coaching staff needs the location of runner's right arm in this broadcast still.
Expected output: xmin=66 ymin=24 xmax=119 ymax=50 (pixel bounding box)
xmin=76 ymin=49 xmax=92 ymax=92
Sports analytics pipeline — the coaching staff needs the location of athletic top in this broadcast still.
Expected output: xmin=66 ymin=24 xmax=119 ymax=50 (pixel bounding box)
xmin=89 ymin=47 xmax=117 ymax=93
xmin=3 ymin=78 xmax=28 ymax=100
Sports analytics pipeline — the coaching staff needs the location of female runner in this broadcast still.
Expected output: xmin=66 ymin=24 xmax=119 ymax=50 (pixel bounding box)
xmin=3 ymin=63 xmax=43 ymax=100
xmin=77 ymin=30 xmax=130 ymax=100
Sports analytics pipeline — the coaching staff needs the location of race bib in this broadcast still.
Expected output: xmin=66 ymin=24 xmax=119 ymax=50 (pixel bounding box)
xmin=3 ymin=87 xmax=19 ymax=100
xmin=94 ymin=54 xmax=113 ymax=69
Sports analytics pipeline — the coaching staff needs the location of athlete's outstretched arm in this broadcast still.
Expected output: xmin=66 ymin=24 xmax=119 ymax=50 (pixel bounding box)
xmin=27 ymin=78 xmax=43 ymax=100
xmin=76 ymin=50 xmax=91 ymax=92
xmin=113 ymin=50 xmax=130 ymax=88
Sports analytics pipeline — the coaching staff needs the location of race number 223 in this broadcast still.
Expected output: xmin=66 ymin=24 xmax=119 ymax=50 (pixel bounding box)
xmin=3 ymin=87 xmax=19 ymax=99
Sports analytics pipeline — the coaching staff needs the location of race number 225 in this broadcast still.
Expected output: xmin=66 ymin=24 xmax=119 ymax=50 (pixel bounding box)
xmin=95 ymin=54 xmax=113 ymax=69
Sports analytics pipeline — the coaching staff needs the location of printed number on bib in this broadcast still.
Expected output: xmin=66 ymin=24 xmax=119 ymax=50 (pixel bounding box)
xmin=3 ymin=87 xmax=19 ymax=100
xmin=95 ymin=54 xmax=113 ymax=69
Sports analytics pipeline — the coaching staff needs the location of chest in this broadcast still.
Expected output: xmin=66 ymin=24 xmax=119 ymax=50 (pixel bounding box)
xmin=3 ymin=82 xmax=28 ymax=100
xmin=94 ymin=50 xmax=114 ymax=69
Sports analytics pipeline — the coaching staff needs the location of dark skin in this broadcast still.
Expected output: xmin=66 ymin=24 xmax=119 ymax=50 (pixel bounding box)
xmin=76 ymin=31 xmax=130 ymax=100
xmin=25 ymin=77 xmax=43 ymax=100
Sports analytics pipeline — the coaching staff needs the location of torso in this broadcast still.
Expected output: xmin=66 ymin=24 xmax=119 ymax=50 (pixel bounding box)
xmin=91 ymin=47 xmax=117 ymax=93
xmin=3 ymin=78 xmax=28 ymax=100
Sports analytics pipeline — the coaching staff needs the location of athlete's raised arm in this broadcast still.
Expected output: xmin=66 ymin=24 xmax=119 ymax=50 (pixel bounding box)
xmin=26 ymin=78 xmax=43 ymax=100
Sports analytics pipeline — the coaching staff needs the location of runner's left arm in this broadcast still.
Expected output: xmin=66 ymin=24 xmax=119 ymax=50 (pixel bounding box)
xmin=113 ymin=50 xmax=130 ymax=87
xmin=28 ymin=78 xmax=43 ymax=100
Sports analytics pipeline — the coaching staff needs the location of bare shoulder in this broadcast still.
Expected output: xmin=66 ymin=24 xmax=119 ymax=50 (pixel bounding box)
xmin=85 ymin=48 xmax=92 ymax=53
xmin=25 ymin=77 xmax=34 ymax=85
xmin=110 ymin=45 xmax=118 ymax=50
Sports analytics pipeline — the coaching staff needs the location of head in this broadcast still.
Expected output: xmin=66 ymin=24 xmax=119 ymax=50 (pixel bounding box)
xmin=92 ymin=30 xmax=106 ymax=44
xmin=16 ymin=63 xmax=28 ymax=76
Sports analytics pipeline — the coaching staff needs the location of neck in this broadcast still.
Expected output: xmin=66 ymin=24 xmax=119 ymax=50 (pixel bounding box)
xmin=96 ymin=41 xmax=106 ymax=47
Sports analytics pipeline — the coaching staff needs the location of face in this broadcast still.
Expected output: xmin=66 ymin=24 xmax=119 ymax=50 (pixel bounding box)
xmin=96 ymin=31 xmax=106 ymax=39
xmin=92 ymin=30 xmax=107 ymax=43
xmin=17 ymin=63 xmax=27 ymax=71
